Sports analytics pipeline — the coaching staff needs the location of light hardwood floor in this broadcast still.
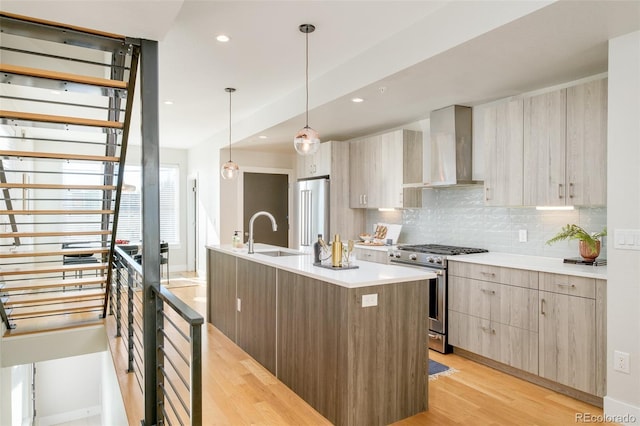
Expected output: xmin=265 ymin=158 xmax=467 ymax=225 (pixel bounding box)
xmin=108 ymin=274 xmax=607 ymax=425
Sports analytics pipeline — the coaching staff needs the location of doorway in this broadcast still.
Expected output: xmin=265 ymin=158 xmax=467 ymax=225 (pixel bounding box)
xmin=243 ymin=172 xmax=288 ymax=247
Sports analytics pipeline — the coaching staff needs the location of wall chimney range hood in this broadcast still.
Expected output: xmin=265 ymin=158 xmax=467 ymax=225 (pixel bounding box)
xmin=427 ymin=105 xmax=480 ymax=187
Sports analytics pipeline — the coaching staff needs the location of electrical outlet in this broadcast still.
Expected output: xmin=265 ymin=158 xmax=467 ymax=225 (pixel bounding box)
xmin=614 ymin=350 xmax=630 ymax=374
xmin=236 ymin=298 xmax=241 ymax=312
xmin=519 ymin=229 xmax=528 ymax=242
xmin=362 ymin=293 xmax=378 ymax=308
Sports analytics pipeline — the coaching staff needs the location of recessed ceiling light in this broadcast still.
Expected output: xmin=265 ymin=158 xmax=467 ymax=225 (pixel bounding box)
xmin=216 ymin=34 xmax=230 ymax=42
xmin=351 ymin=97 xmax=364 ymax=103
xmin=163 ymin=100 xmax=174 ymax=105
xmin=258 ymin=135 xmax=268 ymax=139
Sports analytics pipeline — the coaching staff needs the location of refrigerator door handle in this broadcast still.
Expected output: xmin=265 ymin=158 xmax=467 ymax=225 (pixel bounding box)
xmin=300 ymin=189 xmax=312 ymax=246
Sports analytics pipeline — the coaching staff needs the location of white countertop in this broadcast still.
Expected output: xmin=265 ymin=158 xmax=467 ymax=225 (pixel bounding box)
xmin=448 ymin=252 xmax=607 ymax=280
xmin=207 ymin=244 xmax=435 ymax=288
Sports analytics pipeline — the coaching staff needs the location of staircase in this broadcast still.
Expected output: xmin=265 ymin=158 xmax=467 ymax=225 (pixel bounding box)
xmin=0 ymin=12 xmax=140 ymax=336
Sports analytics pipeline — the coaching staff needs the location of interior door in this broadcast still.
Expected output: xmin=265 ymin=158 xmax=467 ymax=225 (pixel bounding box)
xmin=243 ymin=172 xmax=288 ymax=247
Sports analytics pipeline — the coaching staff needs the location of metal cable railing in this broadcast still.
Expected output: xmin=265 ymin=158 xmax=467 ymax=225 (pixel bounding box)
xmin=110 ymin=246 xmax=202 ymax=425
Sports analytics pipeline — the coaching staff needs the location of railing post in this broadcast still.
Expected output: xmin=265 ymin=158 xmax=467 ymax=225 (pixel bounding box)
xmin=127 ymin=263 xmax=135 ymax=373
xmin=191 ymin=322 xmax=202 ymax=425
xmin=115 ymin=257 xmax=122 ymax=337
xmin=140 ymin=37 xmax=161 ymax=426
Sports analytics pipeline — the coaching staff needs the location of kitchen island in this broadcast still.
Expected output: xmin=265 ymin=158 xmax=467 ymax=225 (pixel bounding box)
xmin=206 ymin=244 xmax=435 ymax=426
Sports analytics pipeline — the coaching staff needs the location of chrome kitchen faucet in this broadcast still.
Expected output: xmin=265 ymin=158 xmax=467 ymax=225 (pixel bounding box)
xmin=247 ymin=211 xmax=278 ymax=254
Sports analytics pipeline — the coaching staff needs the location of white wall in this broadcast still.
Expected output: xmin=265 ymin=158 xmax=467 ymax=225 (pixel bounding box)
xmin=604 ymin=30 xmax=640 ymax=424
xmin=187 ymin=139 xmax=221 ymax=276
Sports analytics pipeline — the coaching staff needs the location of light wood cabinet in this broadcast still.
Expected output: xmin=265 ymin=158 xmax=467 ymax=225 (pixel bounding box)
xmin=523 ymin=79 xmax=607 ymax=206
xmin=538 ymin=272 xmax=606 ymax=397
xmin=484 ymin=99 xmax=524 ymax=206
xmin=328 ymin=141 xmax=365 ymax=240
xmin=353 ymin=247 xmax=389 ymax=264
xmin=236 ymin=258 xmax=277 ymax=374
xmin=349 ymin=129 xmax=422 ymax=209
xmin=297 ymin=141 xmax=331 ymax=179
xmin=566 ymin=79 xmax=607 ymax=206
xmin=523 ymin=89 xmax=567 ymax=206
xmin=449 ymin=262 xmax=607 ymax=399
xmin=448 ymin=264 xmax=538 ymax=374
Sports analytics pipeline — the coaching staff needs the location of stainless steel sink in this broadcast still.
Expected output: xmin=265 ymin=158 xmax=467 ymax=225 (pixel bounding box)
xmin=257 ymin=250 xmax=303 ymax=257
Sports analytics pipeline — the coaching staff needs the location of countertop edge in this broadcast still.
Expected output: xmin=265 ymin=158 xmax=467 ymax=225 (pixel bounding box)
xmin=207 ymin=244 xmax=435 ymax=288
xmin=448 ymin=252 xmax=607 ymax=280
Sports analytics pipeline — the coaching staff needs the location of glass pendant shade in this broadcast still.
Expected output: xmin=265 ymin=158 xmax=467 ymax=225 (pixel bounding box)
xmin=221 ymin=87 xmax=239 ymax=180
xmin=294 ymin=126 xmax=320 ymax=155
xmin=221 ymin=160 xmax=239 ymax=180
xmin=294 ymin=24 xmax=320 ymax=156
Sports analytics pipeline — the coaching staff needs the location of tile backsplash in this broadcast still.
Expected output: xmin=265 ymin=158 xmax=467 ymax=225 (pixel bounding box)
xmin=367 ymin=186 xmax=607 ymax=259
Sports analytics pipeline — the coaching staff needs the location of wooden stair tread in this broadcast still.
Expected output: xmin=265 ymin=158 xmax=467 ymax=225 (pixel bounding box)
xmin=3 ymin=317 xmax=105 ymax=338
xmin=9 ymin=304 xmax=104 ymax=319
xmin=0 ymin=150 xmax=120 ymax=162
xmin=0 ymin=110 xmax=124 ymax=129
xmin=1 ymin=277 xmax=106 ymax=291
xmin=0 ymin=247 xmax=109 ymax=259
xmin=0 ymin=209 xmax=115 ymax=216
xmin=0 ymin=64 xmax=128 ymax=89
xmin=0 ymin=230 xmax=111 ymax=238
xmin=0 ymin=182 xmax=116 ymax=190
xmin=0 ymin=262 xmax=108 ymax=276
xmin=5 ymin=290 xmax=106 ymax=306
xmin=0 ymin=11 xmax=125 ymax=40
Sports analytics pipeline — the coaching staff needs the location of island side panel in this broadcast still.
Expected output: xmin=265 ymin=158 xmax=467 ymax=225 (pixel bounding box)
xmin=208 ymin=250 xmax=237 ymax=341
xmin=236 ymin=258 xmax=277 ymax=374
xmin=277 ymin=270 xmax=349 ymax=426
xmin=347 ymin=280 xmax=429 ymax=426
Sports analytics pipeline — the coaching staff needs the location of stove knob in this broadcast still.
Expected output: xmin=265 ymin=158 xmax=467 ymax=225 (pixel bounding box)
xmin=388 ymin=251 xmax=395 ymax=258
xmin=409 ymin=254 xmax=418 ymax=261
xmin=435 ymin=256 xmax=443 ymax=264
xmin=427 ymin=257 xmax=435 ymax=263
xmin=394 ymin=252 xmax=401 ymax=258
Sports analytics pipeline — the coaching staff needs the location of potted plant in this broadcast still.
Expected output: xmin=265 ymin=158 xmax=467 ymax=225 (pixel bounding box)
xmin=546 ymin=224 xmax=607 ymax=260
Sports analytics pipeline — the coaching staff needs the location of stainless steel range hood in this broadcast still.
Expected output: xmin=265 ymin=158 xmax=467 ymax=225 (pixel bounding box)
xmin=427 ymin=105 xmax=480 ymax=187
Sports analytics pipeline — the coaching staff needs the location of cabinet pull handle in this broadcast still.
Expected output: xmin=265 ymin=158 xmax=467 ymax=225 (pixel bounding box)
xmin=485 ymin=187 xmax=490 ymax=201
xmin=428 ymin=333 xmax=442 ymax=340
xmin=363 ymin=194 xmax=367 ymax=205
xmin=569 ymin=182 xmax=574 ymax=199
xmin=481 ymin=288 xmax=496 ymax=295
xmin=556 ymin=283 xmax=576 ymax=288
xmin=541 ymin=298 xmax=546 ymax=315
xmin=480 ymin=271 xmax=496 ymax=277
xmin=481 ymin=326 xmax=496 ymax=334
xmin=558 ymin=183 xmax=564 ymax=199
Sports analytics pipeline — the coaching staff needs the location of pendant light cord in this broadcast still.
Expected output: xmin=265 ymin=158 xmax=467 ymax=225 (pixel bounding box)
xmin=305 ymin=30 xmax=309 ymax=128
xmin=228 ymin=89 xmax=232 ymax=162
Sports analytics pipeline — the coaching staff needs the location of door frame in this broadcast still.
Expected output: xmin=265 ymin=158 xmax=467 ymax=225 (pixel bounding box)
xmin=236 ymin=167 xmax=294 ymax=248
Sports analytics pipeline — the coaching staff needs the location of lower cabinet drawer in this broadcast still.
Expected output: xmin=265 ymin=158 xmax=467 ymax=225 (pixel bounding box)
xmin=449 ymin=311 xmax=538 ymax=374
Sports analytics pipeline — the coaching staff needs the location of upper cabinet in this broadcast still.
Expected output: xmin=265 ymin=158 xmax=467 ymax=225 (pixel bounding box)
xmin=523 ymin=79 xmax=607 ymax=206
xmin=565 ymin=79 xmax=608 ymax=206
xmin=484 ymin=99 xmax=524 ymax=206
xmin=349 ymin=129 xmax=422 ymax=209
xmin=296 ymin=141 xmax=331 ymax=179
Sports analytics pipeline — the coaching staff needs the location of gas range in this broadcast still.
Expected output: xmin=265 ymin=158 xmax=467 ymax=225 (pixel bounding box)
xmin=387 ymin=243 xmax=488 ymax=354
xmin=389 ymin=244 xmax=488 ymax=268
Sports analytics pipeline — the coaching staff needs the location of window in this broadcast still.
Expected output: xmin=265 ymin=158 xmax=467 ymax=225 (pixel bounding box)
xmin=118 ymin=164 xmax=180 ymax=245
xmin=63 ymin=163 xmax=180 ymax=245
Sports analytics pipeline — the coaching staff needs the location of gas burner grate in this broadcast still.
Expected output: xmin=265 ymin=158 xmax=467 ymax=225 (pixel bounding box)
xmin=397 ymin=244 xmax=488 ymax=256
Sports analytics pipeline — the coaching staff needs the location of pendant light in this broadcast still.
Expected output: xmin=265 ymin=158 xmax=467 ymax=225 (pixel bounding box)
xmin=294 ymin=24 xmax=320 ymax=156
xmin=221 ymin=87 xmax=240 ymax=180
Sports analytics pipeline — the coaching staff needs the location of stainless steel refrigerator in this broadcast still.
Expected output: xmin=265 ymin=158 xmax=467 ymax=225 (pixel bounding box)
xmin=297 ymin=177 xmax=330 ymax=248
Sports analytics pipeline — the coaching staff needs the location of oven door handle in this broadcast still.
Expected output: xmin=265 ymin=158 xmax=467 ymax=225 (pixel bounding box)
xmin=428 ymin=333 xmax=442 ymax=340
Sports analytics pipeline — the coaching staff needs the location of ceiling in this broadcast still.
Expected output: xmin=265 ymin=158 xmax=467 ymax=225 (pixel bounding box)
xmin=2 ymin=1 xmax=639 ymax=154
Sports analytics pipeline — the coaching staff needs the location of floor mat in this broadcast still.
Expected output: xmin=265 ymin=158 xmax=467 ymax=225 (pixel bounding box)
xmin=429 ymin=359 xmax=458 ymax=381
